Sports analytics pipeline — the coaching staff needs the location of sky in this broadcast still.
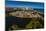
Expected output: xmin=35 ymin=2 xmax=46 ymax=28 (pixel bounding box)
xmin=5 ymin=1 xmax=44 ymax=9
xmin=6 ymin=0 xmax=44 ymax=2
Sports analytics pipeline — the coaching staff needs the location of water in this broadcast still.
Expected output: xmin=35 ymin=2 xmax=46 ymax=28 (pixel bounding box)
xmin=6 ymin=16 xmax=32 ymax=27
xmin=34 ymin=8 xmax=44 ymax=13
